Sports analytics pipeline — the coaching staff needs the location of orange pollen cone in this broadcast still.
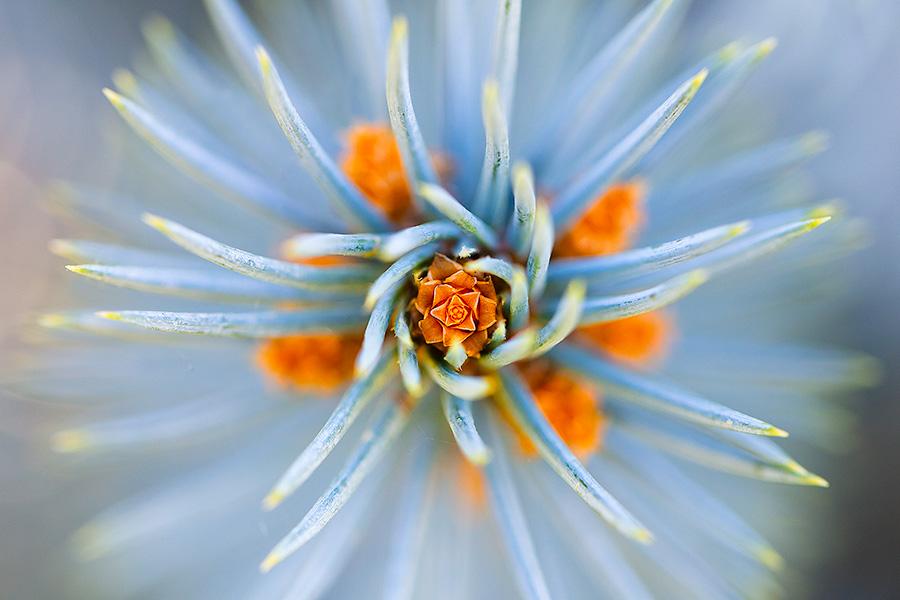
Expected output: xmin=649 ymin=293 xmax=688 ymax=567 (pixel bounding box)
xmin=256 ymin=334 xmax=363 ymax=393
xmin=555 ymin=180 xmax=646 ymax=258
xmin=580 ymin=311 xmax=673 ymax=365
xmin=514 ymin=363 xmax=606 ymax=457
xmin=339 ymin=123 xmax=412 ymax=223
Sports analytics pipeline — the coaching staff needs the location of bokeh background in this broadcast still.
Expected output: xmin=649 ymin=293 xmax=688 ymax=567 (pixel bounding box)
xmin=0 ymin=1 xmax=897 ymax=598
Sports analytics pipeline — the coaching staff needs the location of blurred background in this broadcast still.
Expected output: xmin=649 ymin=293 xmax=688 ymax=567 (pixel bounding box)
xmin=0 ymin=0 xmax=897 ymax=598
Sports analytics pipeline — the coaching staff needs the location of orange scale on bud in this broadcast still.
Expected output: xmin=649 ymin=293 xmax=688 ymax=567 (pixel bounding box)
xmin=555 ymin=180 xmax=646 ymax=258
xmin=459 ymin=291 xmax=480 ymax=311
xmin=431 ymin=284 xmax=457 ymax=308
xmin=256 ymin=334 xmax=363 ymax=393
xmin=580 ymin=310 xmax=673 ymax=365
xmin=443 ymin=270 xmax=477 ymax=289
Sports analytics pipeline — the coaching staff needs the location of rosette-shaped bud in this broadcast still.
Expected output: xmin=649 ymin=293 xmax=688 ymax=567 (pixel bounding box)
xmin=413 ymin=254 xmax=501 ymax=357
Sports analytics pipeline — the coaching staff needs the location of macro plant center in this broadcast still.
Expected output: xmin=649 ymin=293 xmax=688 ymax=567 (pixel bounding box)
xmin=31 ymin=1 xmax=864 ymax=598
xmin=258 ymin=121 xmax=669 ymax=458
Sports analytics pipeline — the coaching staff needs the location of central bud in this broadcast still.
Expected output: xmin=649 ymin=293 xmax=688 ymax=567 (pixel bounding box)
xmin=413 ymin=254 xmax=502 ymax=358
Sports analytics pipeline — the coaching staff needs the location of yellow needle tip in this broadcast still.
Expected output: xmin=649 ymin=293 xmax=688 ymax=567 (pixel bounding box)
xmin=261 ymin=490 xmax=284 ymax=512
xmin=259 ymin=552 xmax=281 ymax=574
